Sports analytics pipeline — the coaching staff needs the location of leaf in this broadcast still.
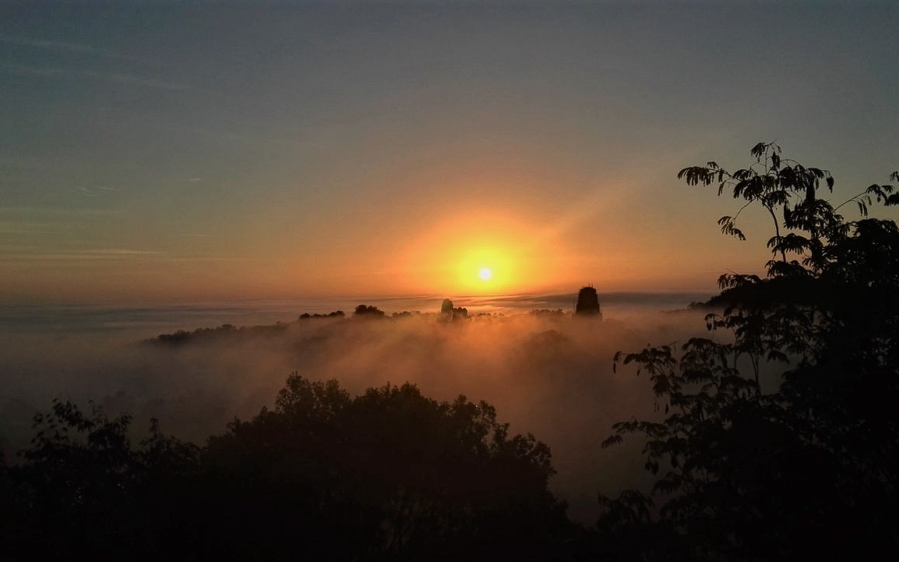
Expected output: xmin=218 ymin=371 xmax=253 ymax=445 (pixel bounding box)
xmin=751 ymin=142 xmax=768 ymax=159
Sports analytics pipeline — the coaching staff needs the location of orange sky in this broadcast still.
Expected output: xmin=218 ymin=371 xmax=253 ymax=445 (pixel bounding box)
xmin=2 ymin=3 xmax=897 ymax=304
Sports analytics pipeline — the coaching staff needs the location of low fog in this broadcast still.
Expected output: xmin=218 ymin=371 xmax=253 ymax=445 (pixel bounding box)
xmin=1 ymin=306 xmax=731 ymax=522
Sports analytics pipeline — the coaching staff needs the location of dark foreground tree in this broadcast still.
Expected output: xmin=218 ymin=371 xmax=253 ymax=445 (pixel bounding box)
xmin=200 ymin=375 xmax=571 ymax=561
xmin=2 ymin=376 xmax=572 ymax=561
xmin=600 ymin=143 xmax=899 ymax=561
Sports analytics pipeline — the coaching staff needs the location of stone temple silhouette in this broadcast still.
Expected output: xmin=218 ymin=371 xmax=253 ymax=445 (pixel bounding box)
xmin=575 ymin=286 xmax=602 ymax=318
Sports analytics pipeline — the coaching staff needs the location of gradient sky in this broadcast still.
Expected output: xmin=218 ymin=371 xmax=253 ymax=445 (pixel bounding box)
xmin=1 ymin=1 xmax=897 ymax=304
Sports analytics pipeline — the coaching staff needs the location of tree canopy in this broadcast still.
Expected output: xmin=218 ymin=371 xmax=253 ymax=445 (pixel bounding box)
xmin=2 ymin=375 xmax=572 ymax=561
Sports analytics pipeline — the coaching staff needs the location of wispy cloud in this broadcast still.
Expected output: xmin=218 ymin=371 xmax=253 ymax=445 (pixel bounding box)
xmin=0 ymin=247 xmax=256 ymax=263
xmin=88 ymin=249 xmax=164 ymax=257
xmin=0 ymin=222 xmax=59 ymax=235
xmin=100 ymin=70 xmax=188 ymax=91
xmin=166 ymin=256 xmax=255 ymax=263
xmin=78 ymin=186 xmax=117 ymax=198
xmin=0 ymin=249 xmax=164 ymax=262
xmin=0 ymin=206 xmax=123 ymax=216
xmin=0 ymin=35 xmax=150 ymax=64
xmin=1 ymin=63 xmax=189 ymax=91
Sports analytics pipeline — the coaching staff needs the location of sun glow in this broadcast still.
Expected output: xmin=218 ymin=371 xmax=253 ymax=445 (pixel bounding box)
xmin=400 ymin=211 xmax=571 ymax=296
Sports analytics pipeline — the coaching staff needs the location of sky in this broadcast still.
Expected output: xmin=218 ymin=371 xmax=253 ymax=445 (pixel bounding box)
xmin=1 ymin=1 xmax=897 ymax=305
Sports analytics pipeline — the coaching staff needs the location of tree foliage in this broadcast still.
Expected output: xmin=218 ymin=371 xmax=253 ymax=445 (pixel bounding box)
xmin=2 ymin=376 xmax=571 ymax=561
xmin=602 ymin=143 xmax=899 ymax=561
xmin=354 ymin=304 xmax=386 ymax=317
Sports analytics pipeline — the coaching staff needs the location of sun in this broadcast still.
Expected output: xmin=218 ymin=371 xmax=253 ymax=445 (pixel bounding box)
xmin=478 ymin=267 xmax=493 ymax=281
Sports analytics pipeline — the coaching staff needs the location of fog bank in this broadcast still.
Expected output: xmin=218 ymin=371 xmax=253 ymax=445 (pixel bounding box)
xmin=1 ymin=304 xmax=718 ymax=522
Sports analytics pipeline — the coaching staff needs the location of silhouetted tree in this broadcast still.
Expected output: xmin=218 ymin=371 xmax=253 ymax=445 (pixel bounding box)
xmin=299 ymin=310 xmax=345 ymax=320
xmin=1 ymin=400 xmax=201 ymax=560
xmin=3 ymin=375 xmax=573 ymax=561
xmin=601 ymin=143 xmax=899 ymax=561
xmin=202 ymin=374 xmax=570 ymax=560
xmin=529 ymin=309 xmax=566 ymax=317
xmin=441 ymin=299 xmax=454 ymax=315
xmin=354 ymin=304 xmax=385 ymax=317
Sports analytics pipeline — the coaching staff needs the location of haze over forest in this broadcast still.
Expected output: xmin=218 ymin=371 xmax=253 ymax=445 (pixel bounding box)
xmin=1 ymin=297 xmax=707 ymax=523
